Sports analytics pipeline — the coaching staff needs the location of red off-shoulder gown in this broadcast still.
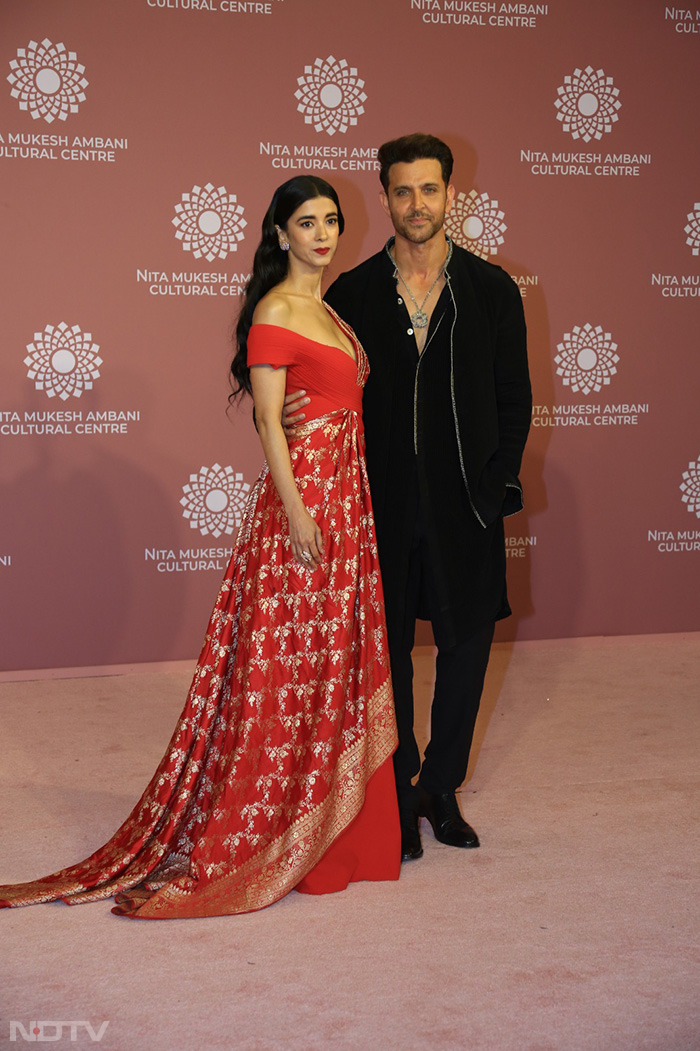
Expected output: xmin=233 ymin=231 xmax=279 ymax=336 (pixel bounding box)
xmin=0 ymin=306 xmax=400 ymax=919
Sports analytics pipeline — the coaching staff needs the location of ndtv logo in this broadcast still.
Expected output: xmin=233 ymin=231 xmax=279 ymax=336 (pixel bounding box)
xmin=10 ymin=1021 xmax=109 ymax=1042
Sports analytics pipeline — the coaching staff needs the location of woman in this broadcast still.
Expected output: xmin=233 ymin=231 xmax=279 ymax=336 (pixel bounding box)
xmin=0 ymin=176 xmax=400 ymax=919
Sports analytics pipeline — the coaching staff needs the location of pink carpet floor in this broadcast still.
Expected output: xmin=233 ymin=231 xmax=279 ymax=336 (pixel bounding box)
xmin=1 ymin=633 xmax=699 ymax=1051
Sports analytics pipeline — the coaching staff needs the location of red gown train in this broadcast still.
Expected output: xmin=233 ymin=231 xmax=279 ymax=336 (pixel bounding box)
xmin=0 ymin=307 xmax=400 ymax=918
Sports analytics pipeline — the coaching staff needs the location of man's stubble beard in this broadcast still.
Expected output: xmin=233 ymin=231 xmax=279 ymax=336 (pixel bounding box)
xmin=391 ymin=208 xmax=446 ymax=245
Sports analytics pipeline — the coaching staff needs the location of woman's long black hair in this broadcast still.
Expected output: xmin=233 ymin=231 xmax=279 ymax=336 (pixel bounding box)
xmin=230 ymin=175 xmax=345 ymax=401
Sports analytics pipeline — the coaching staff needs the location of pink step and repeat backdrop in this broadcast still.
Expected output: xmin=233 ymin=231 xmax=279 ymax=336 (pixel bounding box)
xmin=1 ymin=0 xmax=699 ymax=672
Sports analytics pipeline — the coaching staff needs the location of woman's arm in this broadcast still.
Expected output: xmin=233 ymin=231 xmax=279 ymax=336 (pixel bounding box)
xmin=250 ymin=364 xmax=323 ymax=566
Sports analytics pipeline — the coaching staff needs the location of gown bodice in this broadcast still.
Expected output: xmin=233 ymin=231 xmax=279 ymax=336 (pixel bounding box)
xmin=246 ymin=305 xmax=367 ymax=420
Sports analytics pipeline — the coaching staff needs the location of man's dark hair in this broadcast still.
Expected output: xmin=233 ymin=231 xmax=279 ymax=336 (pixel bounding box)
xmin=377 ymin=133 xmax=454 ymax=191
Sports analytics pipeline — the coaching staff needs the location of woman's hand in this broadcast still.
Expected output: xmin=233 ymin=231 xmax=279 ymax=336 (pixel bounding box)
xmin=249 ymin=367 xmax=321 ymax=567
xmin=287 ymin=502 xmax=324 ymax=567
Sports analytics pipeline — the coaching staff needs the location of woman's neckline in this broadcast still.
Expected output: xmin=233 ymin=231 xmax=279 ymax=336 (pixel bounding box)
xmin=251 ymin=305 xmax=356 ymax=363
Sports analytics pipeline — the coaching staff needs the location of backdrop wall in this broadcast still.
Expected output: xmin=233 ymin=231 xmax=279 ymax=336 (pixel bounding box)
xmin=1 ymin=0 xmax=698 ymax=672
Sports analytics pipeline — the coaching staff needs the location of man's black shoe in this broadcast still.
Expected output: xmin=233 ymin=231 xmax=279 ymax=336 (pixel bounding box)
xmin=399 ymin=809 xmax=423 ymax=861
xmin=419 ymin=790 xmax=480 ymax=849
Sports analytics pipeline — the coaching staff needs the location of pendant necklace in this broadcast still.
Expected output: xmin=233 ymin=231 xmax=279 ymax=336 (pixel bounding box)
xmin=386 ymin=236 xmax=453 ymax=329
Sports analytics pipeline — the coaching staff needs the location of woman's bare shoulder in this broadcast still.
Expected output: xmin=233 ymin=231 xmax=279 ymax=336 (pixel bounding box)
xmin=252 ymin=291 xmax=293 ymax=327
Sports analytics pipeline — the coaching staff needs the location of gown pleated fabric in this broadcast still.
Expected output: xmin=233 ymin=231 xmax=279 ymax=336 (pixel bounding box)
xmin=0 ymin=305 xmax=400 ymax=919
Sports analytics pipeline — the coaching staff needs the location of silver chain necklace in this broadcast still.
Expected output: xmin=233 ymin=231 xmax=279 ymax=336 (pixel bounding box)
xmin=386 ymin=236 xmax=453 ymax=329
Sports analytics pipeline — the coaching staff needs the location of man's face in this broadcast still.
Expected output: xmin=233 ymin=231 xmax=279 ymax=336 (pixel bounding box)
xmin=380 ymin=158 xmax=454 ymax=245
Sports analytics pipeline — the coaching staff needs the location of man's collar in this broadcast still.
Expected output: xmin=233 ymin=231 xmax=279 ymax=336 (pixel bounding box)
xmin=383 ymin=233 xmax=454 ymax=270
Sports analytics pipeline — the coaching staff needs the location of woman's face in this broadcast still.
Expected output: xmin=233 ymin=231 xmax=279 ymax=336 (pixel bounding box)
xmin=280 ymin=196 xmax=340 ymax=272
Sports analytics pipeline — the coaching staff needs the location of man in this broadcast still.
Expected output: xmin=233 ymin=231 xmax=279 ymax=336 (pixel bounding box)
xmin=285 ymin=133 xmax=531 ymax=860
